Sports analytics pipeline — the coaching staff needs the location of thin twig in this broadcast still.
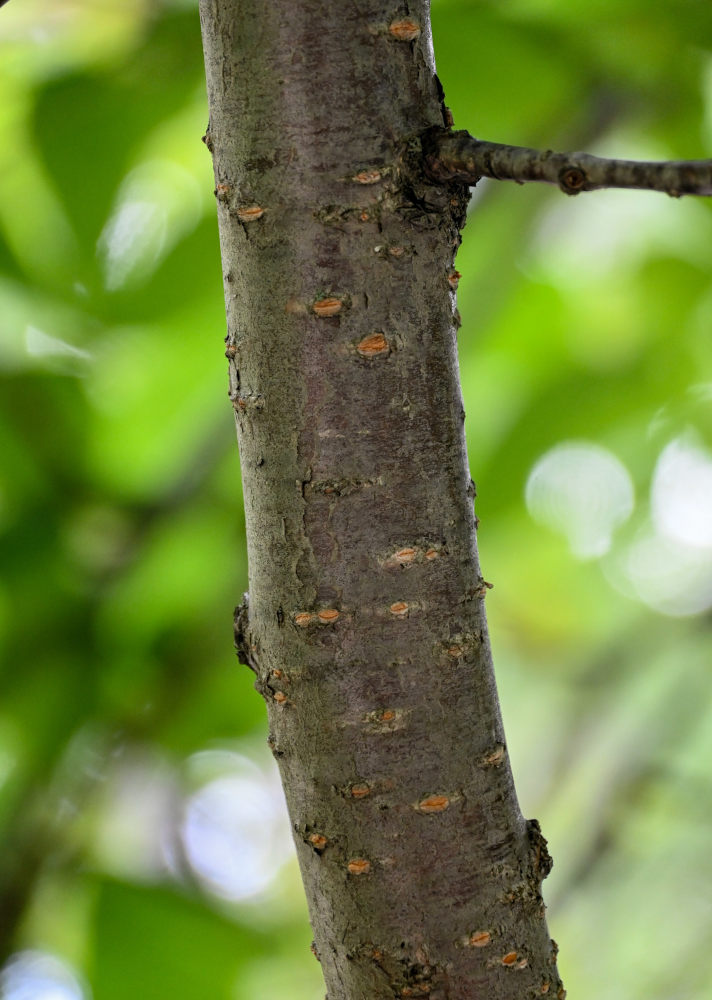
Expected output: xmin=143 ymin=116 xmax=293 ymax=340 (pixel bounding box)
xmin=423 ymin=127 xmax=712 ymax=197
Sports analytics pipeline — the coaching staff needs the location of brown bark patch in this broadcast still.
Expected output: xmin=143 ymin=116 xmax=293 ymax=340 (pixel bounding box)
xmin=236 ymin=204 xmax=264 ymax=221
xmin=388 ymin=19 xmax=421 ymax=41
xmin=353 ymin=169 xmax=382 ymax=184
xmin=357 ymin=332 xmax=389 ymax=357
xmin=481 ymin=744 xmax=506 ymax=767
xmin=347 ymin=858 xmax=371 ymax=875
xmin=417 ymin=795 xmax=450 ymax=813
xmin=313 ymin=297 xmax=343 ymax=317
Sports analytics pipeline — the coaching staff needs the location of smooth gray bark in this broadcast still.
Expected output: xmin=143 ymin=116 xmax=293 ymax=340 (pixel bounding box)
xmin=199 ymin=1 xmax=563 ymax=997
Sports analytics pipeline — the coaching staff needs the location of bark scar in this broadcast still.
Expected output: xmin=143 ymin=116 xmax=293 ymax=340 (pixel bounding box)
xmin=234 ymin=593 xmax=259 ymax=673
xmin=526 ymin=817 xmax=554 ymax=881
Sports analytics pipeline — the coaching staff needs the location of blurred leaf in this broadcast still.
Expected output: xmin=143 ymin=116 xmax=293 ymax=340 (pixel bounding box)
xmin=90 ymin=879 xmax=248 ymax=1000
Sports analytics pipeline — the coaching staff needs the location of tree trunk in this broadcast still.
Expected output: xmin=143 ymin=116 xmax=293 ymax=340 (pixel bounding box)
xmin=199 ymin=1 xmax=564 ymax=997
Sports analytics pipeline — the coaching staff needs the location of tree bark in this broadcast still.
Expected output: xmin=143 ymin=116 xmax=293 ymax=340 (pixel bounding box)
xmin=199 ymin=1 xmax=563 ymax=997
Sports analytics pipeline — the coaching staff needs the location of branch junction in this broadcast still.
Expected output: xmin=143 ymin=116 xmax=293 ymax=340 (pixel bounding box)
xmin=423 ymin=127 xmax=712 ymax=197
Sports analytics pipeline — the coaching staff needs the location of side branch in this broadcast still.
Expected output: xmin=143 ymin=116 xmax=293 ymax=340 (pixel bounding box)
xmin=423 ymin=127 xmax=712 ymax=197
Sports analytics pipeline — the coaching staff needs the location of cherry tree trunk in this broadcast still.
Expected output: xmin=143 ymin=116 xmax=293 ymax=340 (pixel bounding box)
xmin=199 ymin=1 xmax=563 ymax=997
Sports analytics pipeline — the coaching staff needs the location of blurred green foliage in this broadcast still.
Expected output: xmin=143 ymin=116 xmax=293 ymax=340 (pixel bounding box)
xmin=1 ymin=1 xmax=711 ymax=998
